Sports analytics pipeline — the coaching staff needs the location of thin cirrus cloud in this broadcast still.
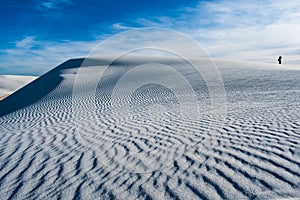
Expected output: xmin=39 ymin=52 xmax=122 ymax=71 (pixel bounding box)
xmin=181 ymin=0 xmax=300 ymax=63
xmin=0 ymin=37 xmax=98 ymax=75
xmin=132 ymin=0 xmax=300 ymax=63
xmin=15 ymin=36 xmax=37 ymax=48
xmin=1 ymin=0 xmax=300 ymax=75
xmin=33 ymin=0 xmax=73 ymax=11
xmin=32 ymin=0 xmax=74 ymax=18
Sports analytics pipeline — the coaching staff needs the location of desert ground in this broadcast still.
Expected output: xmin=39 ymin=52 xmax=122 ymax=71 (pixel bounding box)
xmin=0 ymin=58 xmax=299 ymax=199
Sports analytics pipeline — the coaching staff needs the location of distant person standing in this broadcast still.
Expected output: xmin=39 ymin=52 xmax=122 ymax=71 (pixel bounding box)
xmin=278 ymin=56 xmax=282 ymax=64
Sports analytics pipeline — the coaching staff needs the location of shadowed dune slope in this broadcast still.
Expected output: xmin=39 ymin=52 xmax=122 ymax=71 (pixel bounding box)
xmin=0 ymin=58 xmax=85 ymax=117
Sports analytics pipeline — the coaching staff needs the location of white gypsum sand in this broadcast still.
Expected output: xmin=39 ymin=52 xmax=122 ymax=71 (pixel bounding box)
xmin=0 ymin=58 xmax=299 ymax=199
xmin=0 ymin=75 xmax=37 ymax=100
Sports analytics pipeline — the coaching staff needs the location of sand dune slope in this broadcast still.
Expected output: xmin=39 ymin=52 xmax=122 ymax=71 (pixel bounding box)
xmin=0 ymin=58 xmax=299 ymax=199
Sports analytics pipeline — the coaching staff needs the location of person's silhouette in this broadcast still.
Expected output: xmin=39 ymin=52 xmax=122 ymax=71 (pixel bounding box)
xmin=278 ymin=56 xmax=282 ymax=64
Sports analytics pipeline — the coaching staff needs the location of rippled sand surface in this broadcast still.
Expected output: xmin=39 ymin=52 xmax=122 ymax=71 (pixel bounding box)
xmin=0 ymin=58 xmax=299 ymax=199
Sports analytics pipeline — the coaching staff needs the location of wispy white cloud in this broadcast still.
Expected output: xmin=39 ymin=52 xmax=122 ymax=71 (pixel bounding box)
xmin=112 ymin=23 xmax=133 ymax=31
xmin=196 ymin=0 xmax=300 ymax=63
xmin=15 ymin=36 xmax=37 ymax=48
xmin=135 ymin=0 xmax=300 ymax=64
xmin=31 ymin=0 xmax=74 ymax=18
xmin=34 ymin=0 xmax=73 ymax=11
xmin=1 ymin=36 xmax=98 ymax=75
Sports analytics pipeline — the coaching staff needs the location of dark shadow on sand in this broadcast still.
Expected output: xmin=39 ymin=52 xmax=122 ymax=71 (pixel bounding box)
xmin=0 ymin=58 xmax=85 ymax=117
xmin=0 ymin=56 xmax=199 ymax=117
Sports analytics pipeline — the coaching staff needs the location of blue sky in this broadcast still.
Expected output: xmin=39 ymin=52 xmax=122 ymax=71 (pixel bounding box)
xmin=1 ymin=0 xmax=300 ymax=75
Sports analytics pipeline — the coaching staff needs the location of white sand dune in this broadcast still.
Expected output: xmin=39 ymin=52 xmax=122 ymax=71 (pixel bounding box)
xmin=0 ymin=75 xmax=37 ymax=100
xmin=0 ymin=58 xmax=299 ymax=199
